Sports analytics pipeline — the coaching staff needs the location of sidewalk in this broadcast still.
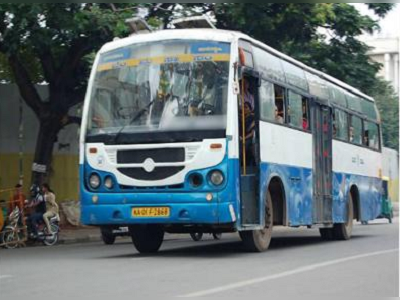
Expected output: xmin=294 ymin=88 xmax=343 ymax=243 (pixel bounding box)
xmin=59 ymin=226 xmax=102 ymax=245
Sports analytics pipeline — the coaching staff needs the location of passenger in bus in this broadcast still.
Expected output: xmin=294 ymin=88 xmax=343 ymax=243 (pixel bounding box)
xmin=364 ymin=130 xmax=370 ymax=146
xmin=239 ymin=102 xmax=256 ymax=166
xmin=275 ymin=107 xmax=284 ymax=124
xmin=239 ymin=78 xmax=254 ymax=111
xmin=349 ymin=126 xmax=354 ymax=142
xmin=302 ymin=102 xmax=309 ymax=130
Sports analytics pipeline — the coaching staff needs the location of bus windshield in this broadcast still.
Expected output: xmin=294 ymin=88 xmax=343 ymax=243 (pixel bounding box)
xmin=87 ymin=40 xmax=230 ymax=141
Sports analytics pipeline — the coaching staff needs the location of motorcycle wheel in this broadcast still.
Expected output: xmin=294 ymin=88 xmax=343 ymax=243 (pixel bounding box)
xmin=190 ymin=232 xmax=203 ymax=241
xmin=212 ymin=233 xmax=222 ymax=240
xmin=3 ymin=227 xmax=20 ymax=249
xmin=42 ymin=224 xmax=59 ymax=246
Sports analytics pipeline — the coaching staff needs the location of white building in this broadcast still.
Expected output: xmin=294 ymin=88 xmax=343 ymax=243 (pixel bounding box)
xmin=364 ymin=36 xmax=400 ymax=95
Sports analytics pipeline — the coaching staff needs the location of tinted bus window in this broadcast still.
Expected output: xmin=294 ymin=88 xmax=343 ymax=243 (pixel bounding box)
xmin=334 ymin=109 xmax=349 ymax=141
xmin=302 ymin=97 xmax=309 ymax=131
xmin=259 ymin=80 xmax=275 ymax=122
xmin=288 ymin=90 xmax=302 ymax=129
xmin=350 ymin=116 xmax=363 ymax=145
xmin=364 ymin=121 xmax=380 ymax=150
xmin=274 ymin=85 xmax=285 ymax=124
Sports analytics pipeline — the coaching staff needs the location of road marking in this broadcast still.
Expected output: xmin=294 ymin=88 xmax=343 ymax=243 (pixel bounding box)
xmin=180 ymin=248 xmax=399 ymax=297
xmin=0 ymin=275 xmax=13 ymax=280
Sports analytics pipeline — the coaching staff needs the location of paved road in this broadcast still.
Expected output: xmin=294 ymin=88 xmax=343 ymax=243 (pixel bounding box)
xmin=0 ymin=219 xmax=398 ymax=298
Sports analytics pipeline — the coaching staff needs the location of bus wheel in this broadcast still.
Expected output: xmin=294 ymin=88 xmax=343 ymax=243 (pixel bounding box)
xmin=240 ymin=191 xmax=273 ymax=252
xmin=100 ymin=226 xmax=116 ymax=245
xmin=129 ymin=225 xmax=164 ymax=253
xmin=333 ymin=195 xmax=354 ymax=240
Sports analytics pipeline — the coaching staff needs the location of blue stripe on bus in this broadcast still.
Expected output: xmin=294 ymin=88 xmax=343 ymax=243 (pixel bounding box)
xmin=80 ymin=159 xmax=381 ymax=227
xmin=260 ymin=162 xmax=382 ymax=226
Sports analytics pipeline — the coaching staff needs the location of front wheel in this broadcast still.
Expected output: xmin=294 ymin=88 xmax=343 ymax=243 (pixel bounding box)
xmin=129 ymin=225 xmax=164 ymax=254
xmin=101 ymin=226 xmax=116 ymax=245
xmin=3 ymin=227 xmax=20 ymax=249
xmin=240 ymin=191 xmax=273 ymax=252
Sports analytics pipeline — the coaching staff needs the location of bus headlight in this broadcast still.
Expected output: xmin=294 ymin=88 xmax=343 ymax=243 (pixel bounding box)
xmin=189 ymin=173 xmax=203 ymax=188
xmin=104 ymin=176 xmax=114 ymax=189
xmin=209 ymin=170 xmax=224 ymax=186
xmin=89 ymin=174 xmax=101 ymax=189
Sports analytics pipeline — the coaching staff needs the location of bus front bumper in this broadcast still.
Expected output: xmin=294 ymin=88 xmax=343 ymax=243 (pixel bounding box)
xmin=80 ymin=193 xmax=237 ymax=226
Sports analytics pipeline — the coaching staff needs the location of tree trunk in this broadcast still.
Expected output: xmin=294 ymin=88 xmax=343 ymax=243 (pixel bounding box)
xmin=31 ymin=118 xmax=62 ymax=185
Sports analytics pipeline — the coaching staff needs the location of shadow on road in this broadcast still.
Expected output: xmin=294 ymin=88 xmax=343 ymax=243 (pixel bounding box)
xmin=95 ymin=234 xmax=371 ymax=260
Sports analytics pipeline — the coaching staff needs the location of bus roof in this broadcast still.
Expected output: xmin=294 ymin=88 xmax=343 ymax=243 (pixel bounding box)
xmin=100 ymin=28 xmax=374 ymax=103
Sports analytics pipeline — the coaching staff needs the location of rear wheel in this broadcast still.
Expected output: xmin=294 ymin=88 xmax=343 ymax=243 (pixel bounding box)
xmin=240 ymin=191 xmax=273 ymax=252
xmin=190 ymin=232 xmax=203 ymax=242
xmin=43 ymin=224 xmax=59 ymax=246
xmin=332 ymin=195 xmax=354 ymax=240
xmin=101 ymin=226 xmax=116 ymax=245
xmin=129 ymin=225 xmax=164 ymax=254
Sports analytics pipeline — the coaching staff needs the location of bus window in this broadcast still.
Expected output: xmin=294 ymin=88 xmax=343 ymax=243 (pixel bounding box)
xmin=333 ymin=109 xmax=349 ymax=141
xmin=364 ymin=121 xmax=380 ymax=150
xmin=259 ymin=80 xmax=275 ymax=121
xmin=302 ymin=97 xmax=309 ymax=131
xmin=274 ymin=85 xmax=285 ymax=124
xmin=288 ymin=90 xmax=302 ymax=129
xmin=350 ymin=115 xmax=363 ymax=145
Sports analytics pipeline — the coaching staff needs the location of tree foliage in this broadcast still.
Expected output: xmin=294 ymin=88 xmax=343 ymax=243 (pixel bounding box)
xmin=0 ymin=3 xmax=135 ymax=183
xmin=371 ymin=80 xmax=399 ymax=151
xmin=0 ymin=3 xmax=398 ymax=186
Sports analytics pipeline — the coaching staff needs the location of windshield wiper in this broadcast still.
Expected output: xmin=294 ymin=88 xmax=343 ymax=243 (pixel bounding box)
xmin=113 ymin=100 xmax=155 ymax=144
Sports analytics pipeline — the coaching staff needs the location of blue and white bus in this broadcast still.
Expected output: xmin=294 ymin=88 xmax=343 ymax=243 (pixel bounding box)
xmin=80 ymin=29 xmax=382 ymax=253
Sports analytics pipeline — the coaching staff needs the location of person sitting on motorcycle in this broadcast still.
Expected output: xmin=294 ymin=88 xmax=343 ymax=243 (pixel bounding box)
xmin=42 ymin=183 xmax=59 ymax=235
xmin=8 ymin=183 xmax=26 ymax=215
xmin=25 ymin=184 xmax=46 ymax=238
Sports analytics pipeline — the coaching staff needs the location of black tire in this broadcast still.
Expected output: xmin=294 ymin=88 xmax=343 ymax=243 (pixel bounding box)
xmin=43 ymin=224 xmax=59 ymax=246
xmin=129 ymin=225 xmax=164 ymax=254
xmin=101 ymin=227 xmax=116 ymax=245
xmin=212 ymin=233 xmax=222 ymax=240
xmin=319 ymin=228 xmax=334 ymax=240
xmin=240 ymin=190 xmax=273 ymax=252
xmin=3 ymin=227 xmax=19 ymax=249
xmin=190 ymin=232 xmax=203 ymax=241
xmin=332 ymin=194 xmax=354 ymax=240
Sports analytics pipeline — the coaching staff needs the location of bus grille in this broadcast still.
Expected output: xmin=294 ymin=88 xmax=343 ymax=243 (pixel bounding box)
xmin=117 ymin=148 xmax=185 ymax=164
xmin=118 ymin=166 xmax=184 ymax=181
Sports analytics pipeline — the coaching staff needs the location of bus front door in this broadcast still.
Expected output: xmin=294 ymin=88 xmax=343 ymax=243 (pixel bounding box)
xmin=239 ymin=73 xmax=262 ymax=228
xmin=312 ymin=103 xmax=333 ymax=224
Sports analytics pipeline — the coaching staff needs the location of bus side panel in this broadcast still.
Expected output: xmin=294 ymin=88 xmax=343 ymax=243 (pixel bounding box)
xmin=332 ymin=140 xmax=382 ymax=223
xmin=260 ymin=162 xmax=313 ymax=226
xmin=259 ymin=122 xmax=313 ymax=226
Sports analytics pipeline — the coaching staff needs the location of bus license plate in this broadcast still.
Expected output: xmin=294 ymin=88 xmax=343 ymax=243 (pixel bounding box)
xmin=132 ymin=207 xmax=170 ymax=218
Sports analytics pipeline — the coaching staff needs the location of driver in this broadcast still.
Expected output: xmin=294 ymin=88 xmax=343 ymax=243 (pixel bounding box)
xmin=25 ymin=184 xmax=46 ymax=238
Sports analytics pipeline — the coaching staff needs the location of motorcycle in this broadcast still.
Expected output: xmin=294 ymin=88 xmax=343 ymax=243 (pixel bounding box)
xmin=1 ymin=207 xmax=60 ymax=248
xmin=190 ymin=232 xmax=222 ymax=242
